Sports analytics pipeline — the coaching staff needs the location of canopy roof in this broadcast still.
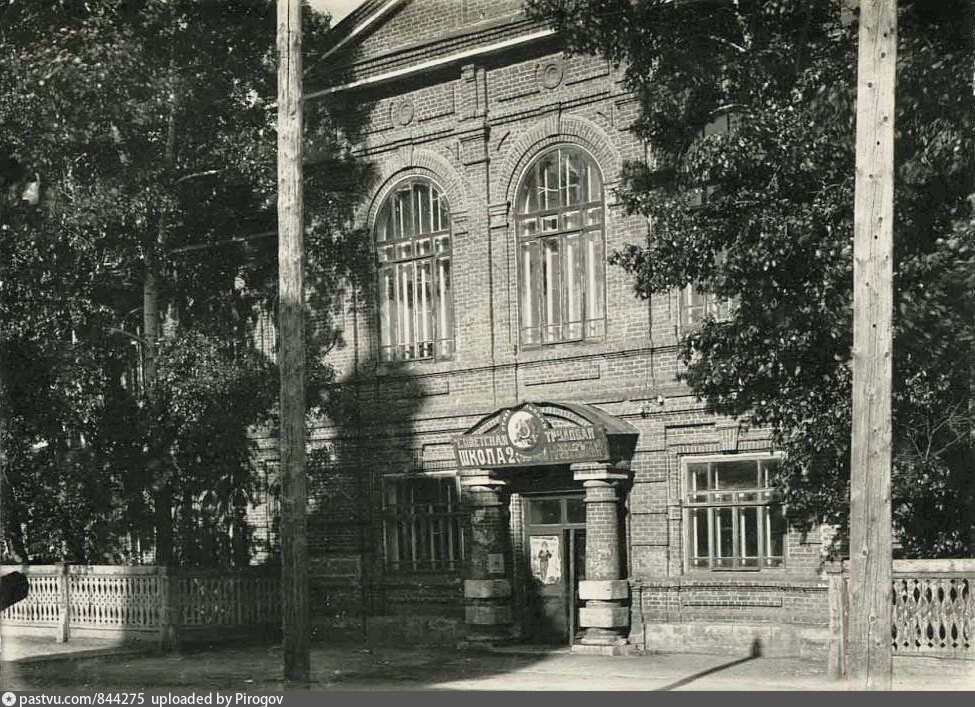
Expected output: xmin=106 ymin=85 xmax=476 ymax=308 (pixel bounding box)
xmin=455 ymin=401 xmax=638 ymax=469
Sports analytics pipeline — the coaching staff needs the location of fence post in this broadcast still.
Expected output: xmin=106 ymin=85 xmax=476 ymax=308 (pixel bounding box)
xmin=235 ymin=575 xmax=242 ymax=627
xmin=158 ymin=566 xmax=178 ymax=652
xmin=827 ymin=566 xmax=847 ymax=680
xmin=57 ymin=563 xmax=70 ymax=643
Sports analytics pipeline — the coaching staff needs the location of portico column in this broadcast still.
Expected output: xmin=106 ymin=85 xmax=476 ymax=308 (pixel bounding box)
xmin=460 ymin=471 xmax=512 ymax=644
xmin=572 ymin=462 xmax=631 ymax=653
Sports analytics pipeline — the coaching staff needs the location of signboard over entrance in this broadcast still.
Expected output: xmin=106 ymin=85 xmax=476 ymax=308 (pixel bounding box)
xmin=453 ymin=403 xmax=609 ymax=469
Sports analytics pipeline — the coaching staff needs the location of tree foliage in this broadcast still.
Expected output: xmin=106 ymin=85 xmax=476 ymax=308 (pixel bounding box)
xmin=525 ymin=0 xmax=975 ymax=556
xmin=1 ymin=1 xmax=372 ymax=564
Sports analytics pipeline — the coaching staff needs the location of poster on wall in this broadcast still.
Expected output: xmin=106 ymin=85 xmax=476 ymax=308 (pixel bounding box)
xmin=530 ymin=535 xmax=562 ymax=585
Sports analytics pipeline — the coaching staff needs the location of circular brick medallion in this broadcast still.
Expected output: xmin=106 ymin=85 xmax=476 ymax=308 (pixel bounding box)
xmin=393 ymin=99 xmax=415 ymax=127
xmin=540 ymin=61 xmax=564 ymax=89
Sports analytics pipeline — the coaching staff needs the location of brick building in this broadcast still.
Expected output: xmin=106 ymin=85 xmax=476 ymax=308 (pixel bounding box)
xmin=255 ymin=0 xmax=835 ymax=657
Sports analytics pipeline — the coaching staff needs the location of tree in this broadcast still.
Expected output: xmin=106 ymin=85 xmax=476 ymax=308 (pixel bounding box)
xmin=0 ymin=0 xmax=372 ymax=564
xmin=525 ymin=0 xmax=975 ymax=556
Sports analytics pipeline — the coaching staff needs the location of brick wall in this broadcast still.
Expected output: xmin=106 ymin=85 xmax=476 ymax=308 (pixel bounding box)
xmin=246 ymin=0 xmax=835 ymax=649
xmin=630 ymin=576 xmax=832 ymax=657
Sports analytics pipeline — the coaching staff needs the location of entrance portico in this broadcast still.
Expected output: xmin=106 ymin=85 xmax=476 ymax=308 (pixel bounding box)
xmin=453 ymin=402 xmax=638 ymax=654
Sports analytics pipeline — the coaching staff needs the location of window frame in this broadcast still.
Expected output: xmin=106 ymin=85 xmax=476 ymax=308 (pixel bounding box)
xmin=676 ymin=114 xmax=740 ymax=335
xmin=677 ymin=283 xmax=735 ymax=335
xmin=373 ymin=176 xmax=455 ymax=363
xmin=681 ymin=453 xmax=787 ymax=573
xmin=514 ymin=146 xmax=607 ymax=348
xmin=381 ymin=472 xmax=464 ymax=574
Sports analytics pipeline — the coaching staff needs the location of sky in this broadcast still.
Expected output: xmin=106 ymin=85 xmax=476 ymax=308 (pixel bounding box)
xmin=308 ymin=0 xmax=362 ymax=25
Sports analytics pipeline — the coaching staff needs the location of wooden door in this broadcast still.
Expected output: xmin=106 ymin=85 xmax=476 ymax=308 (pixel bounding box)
xmin=523 ymin=495 xmax=586 ymax=645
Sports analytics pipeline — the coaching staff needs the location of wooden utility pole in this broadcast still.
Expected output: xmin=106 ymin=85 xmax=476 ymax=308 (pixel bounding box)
xmin=277 ymin=0 xmax=308 ymax=683
xmin=849 ymin=0 xmax=896 ymax=691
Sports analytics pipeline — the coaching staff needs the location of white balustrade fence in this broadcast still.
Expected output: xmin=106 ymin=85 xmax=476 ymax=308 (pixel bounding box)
xmin=0 ymin=565 xmax=280 ymax=648
xmin=826 ymin=558 xmax=974 ymax=678
xmin=890 ymin=559 xmax=973 ymax=657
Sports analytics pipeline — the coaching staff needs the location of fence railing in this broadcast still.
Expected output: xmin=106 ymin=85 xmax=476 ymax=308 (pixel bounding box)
xmin=827 ymin=558 xmax=974 ymax=676
xmin=0 ymin=565 xmax=280 ymax=649
xmin=890 ymin=559 xmax=973 ymax=657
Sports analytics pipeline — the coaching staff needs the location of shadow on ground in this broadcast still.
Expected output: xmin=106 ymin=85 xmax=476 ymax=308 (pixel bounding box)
xmin=653 ymin=641 xmax=762 ymax=691
xmin=2 ymin=637 xmax=972 ymax=691
xmin=1 ymin=639 xmax=555 ymax=692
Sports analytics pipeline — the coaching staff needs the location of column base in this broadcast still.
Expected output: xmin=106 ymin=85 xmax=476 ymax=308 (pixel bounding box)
xmin=579 ymin=626 xmax=627 ymax=644
xmin=578 ymin=603 xmax=629 ymax=629
xmin=571 ymin=639 xmax=629 ymax=656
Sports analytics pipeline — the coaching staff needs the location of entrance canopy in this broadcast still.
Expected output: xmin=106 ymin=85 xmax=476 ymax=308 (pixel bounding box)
xmin=452 ymin=401 xmax=638 ymax=470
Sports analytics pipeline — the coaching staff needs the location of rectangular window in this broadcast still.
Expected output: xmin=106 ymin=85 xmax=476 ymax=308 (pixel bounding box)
xmin=383 ymin=475 xmax=463 ymax=572
xmin=679 ymin=284 xmax=734 ymax=332
xmin=679 ymin=114 xmax=738 ymax=334
xmin=685 ymin=456 xmax=786 ymax=571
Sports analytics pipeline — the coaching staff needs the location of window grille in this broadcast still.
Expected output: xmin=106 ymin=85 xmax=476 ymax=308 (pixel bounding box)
xmin=383 ymin=475 xmax=463 ymax=572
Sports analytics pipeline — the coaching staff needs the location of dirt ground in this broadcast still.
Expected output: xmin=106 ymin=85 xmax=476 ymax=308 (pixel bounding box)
xmin=1 ymin=637 xmax=973 ymax=692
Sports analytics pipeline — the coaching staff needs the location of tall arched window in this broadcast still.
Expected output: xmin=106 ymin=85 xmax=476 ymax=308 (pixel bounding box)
xmin=375 ymin=177 xmax=453 ymax=362
xmin=516 ymin=147 xmax=605 ymax=346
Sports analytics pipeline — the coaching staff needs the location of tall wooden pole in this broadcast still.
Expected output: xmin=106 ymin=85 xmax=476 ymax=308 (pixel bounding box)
xmin=277 ymin=0 xmax=308 ymax=683
xmin=849 ymin=0 xmax=895 ymax=691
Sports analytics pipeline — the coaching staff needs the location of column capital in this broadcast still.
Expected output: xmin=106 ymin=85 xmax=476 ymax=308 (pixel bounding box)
xmin=458 ymin=468 xmax=507 ymax=489
xmin=463 ymin=483 xmax=509 ymax=510
xmin=572 ymin=461 xmax=631 ymax=483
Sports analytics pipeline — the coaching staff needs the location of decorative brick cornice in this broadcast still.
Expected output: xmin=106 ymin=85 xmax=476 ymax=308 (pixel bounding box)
xmin=318 ymin=18 xmax=550 ymax=93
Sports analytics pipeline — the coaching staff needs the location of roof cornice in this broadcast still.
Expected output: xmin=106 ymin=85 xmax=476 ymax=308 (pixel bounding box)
xmin=320 ymin=0 xmax=408 ymax=61
xmin=305 ymin=27 xmax=556 ymax=99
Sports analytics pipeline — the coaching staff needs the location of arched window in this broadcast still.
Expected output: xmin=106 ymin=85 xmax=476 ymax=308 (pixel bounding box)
xmin=515 ymin=147 xmax=605 ymax=346
xmin=375 ymin=177 xmax=453 ymax=361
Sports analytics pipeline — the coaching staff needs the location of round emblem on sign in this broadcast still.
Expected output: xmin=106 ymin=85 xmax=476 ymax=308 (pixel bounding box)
xmin=506 ymin=409 xmax=542 ymax=452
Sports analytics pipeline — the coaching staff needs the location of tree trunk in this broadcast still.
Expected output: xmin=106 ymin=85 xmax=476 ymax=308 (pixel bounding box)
xmin=147 ymin=36 xmax=179 ymax=567
xmin=0 ymin=371 xmax=27 ymax=562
